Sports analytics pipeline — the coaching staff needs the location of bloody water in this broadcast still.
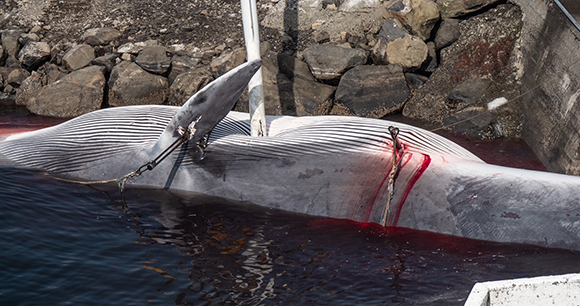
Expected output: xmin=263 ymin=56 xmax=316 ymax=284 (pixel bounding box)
xmin=1 ymin=110 xmax=579 ymax=305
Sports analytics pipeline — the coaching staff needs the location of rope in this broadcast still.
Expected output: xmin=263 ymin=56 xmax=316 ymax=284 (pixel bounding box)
xmin=381 ymin=126 xmax=404 ymax=227
xmin=54 ymin=120 xmax=200 ymax=192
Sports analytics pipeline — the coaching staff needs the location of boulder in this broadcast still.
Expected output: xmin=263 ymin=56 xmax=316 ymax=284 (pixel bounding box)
xmin=371 ymin=18 xmax=407 ymax=64
xmin=434 ymin=18 xmax=460 ymax=49
xmin=276 ymin=52 xmax=316 ymax=82
xmin=135 ymin=45 xmax=171 ymax=75
xmin=1 ymin=29 xmax=21 ymax=57
xmin=167 ymin=68 xmax=213 ymax=106
xmin=434 ymin=0 xmax=503 ymax=18
xmin=168 ymin=55 xmax=201 ymax=84
xmin=386 ymin=34 xmax=429 ymax=68
xmin=6 ymin=68 xmax=30 ymax=88
xmin=383 ymin=0 xmax=440 ymax=41
xmin=81 ymin=27 xmax=122 ymax=46
xmin=90 ymin=54 xmax=118 ymax=73
xmin=441 ymin=107 xmax=498 ymax=139
xmin=15 ymin=71 xmax=43 ymax=106
xmin=236 ymin=52 xmax=336 ymax=116
xmin=117 ymin=40 xmax=159 ymax=54
xmin=335 ymin=64 xmax=410 ymax=118
xmin=18 ymin=33 xmax=40 ymax=46
xmin=27 ymin=66 xmax=106 ymax=118
xmin=18 ymin=41 xmax=51 ymax=70
xmin=403 ymin=4 xmax=523 ymax=138
xmin=108 ymin=61 xmax=169 ymax=106
xmin=302 ymin=44 xmax=367 ymax=80
xmin=63 ymin=44 xmax=96 ymax=71
xmin=210 ymin=47 xmax=247 ymax=78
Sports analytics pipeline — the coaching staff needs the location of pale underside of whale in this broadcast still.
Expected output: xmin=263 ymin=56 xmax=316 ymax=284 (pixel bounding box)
xmin=1 ymin=106 xmax=580 ymax=251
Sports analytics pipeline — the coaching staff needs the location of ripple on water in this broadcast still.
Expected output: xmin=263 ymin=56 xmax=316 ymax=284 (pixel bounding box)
xmin=1 ymin=167 xmax=580 ymax=306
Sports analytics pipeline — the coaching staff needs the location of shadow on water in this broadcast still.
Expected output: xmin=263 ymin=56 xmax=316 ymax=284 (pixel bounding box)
xmin=3 ymin=167 xmax=580 ymax=305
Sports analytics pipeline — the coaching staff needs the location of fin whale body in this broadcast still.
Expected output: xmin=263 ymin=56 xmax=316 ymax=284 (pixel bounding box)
xmin=1 ymin=61 xmax=580 ymax=251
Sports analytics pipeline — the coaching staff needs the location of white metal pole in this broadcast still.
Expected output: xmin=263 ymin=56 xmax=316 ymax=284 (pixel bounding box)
xmin=241 ymin=0 xmax=267 ymax=137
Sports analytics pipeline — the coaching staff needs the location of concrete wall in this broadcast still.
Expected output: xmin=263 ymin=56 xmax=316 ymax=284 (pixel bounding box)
xmin=512 ymin=0 xmax=580 ymax=175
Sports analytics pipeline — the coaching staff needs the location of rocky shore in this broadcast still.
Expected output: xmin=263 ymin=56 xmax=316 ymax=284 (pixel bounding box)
xmin=1 ymin=0 xmax=524 ymax=139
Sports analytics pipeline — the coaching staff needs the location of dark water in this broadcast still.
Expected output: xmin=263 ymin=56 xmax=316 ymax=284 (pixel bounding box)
xmin=2 ymin=167 xmax=580 ymax=306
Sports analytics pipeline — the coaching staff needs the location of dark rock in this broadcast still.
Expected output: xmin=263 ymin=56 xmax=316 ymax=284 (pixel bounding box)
xmin=302 ymin=44 xmax=367 ymax=81
xmin=81 ymin=27 xmax=122 ymax=46
xmin=167 ymin=68 xmax=213 ymax=106
xmin=18 ymin=41 xmax=51 ymax=70
xmin=434 ymin=18 xmax=460 ymax=49
xmin=210 ymin=47 xmax=246 ymax=78
xmin=63 ymin=44 xmax=96 ymax=71
xmin=6 ymin=68 xmax=30 ymax=88
xmin=441 ymin=107 xmax=497 ymax=139
xmin=403 ymin=4 xmax=523 ymax=138
xmin=108 ymin=61 xmax=169 ymax=106
xmin=435 ymin=0 xmax=503 ymax=18
xmin=420 ymin=41 xmax=437 ymax=73
xmin=372 ymin=18 xmax=407 ymax=64
xmin=168 ymin=55 xmax=202 ymax=84
xmin=236 ymin=52 xmax=336 ymax=116
xmin=91 ymin=54 xmax=118 ymax=73
xmin=40 ymin=63 xmax=68 ymax=85
xmin=335 ymin=64 xmax=410 ymax=118
xmin=404 ymin=72 xmax=429 ymax=90
xmin=27 ymin=66 xmax=106 ymax=118
xmin=0 ymin=45 xmax=4 ymax=65
xmin=446 ymin=77 xmax=492 ymax=108
xmin=136 ymin=45 xmax=171 ymax=75
xmin=275 ymin=52 xmax=316 ymax=82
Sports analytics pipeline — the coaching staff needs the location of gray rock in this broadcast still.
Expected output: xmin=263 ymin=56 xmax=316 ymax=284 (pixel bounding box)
xmin=442 ymin=107 xmax=497 ymax=139
xmin=81 ymin=27 xmax=122 ymax=46
xmin=447 ymin=77 xmax=492 ymax=108
xmin=63 ymin=44 xmax=96 ymax=71
xmin=371 ymin=18 xmax=407 ymax=64
xmin=421 ymin=41 xmax=437 ymax=73
xmin=384 ymin=0 xmax=440 ymax=40
xmin=117 ymin=40 xmax=159 ymax=54
xmin=18 ymin=41 xmax=51 ymax=70
xmin=335 ymin=64 xmax=410 ymax=118
xmin=210 ymin=47 xmax=246 ymax=78
xmin=435 ymin=0 xmax=503 ymax=18
xmin=302 ymin=44 xmax=367 ymax=80
xmin=0 ymin=67 xmax=14 ymax=85
xmin=15 ymin=71 xmax=43 ymax=106
xmin=0 ymin=45 xmax=4 ymax=65
xmin=386 ymin=34 xmax=429 ymax=68
xmin=18 ymin=33 xmax=40 ymax=46
xmin=403 ymin=4 xmax=523 ymax=138
xmin=1 ymin=29 xmax=22 ymax=57
xmin=434 ymin=18 xmax=460 ymax=49
xmin=167 ymin=67 xmax=213 ymax=106
xmin=27 ymin=66 xmax=106 ymax=118
xmin=6 ymin=68 xmax=30 ymax=88
xmin=136 ymin=45 xmax=171 ymax=75
xmin=108 ymin=61 xmax=169 ymax=106
xmin=404 ymin=72 xmax=429 ymax=90
xmin=168 ymin=55 xmax=202 ymax=84
xmin=275 ymin=52 xmax=316 ymax=82
xmin=91 ymin=54 xmax=118 ymax=73
xmin=236 ymin=52 xmax=336 ymax=116
xmin=314 ymin=31 xmax=331 ymax=44
xmin=40 ymin=63 xmax=68 ymax=85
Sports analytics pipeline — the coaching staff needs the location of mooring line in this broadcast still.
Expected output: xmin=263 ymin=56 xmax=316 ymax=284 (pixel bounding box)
xmin=381 ymin=126 xmax=405 ymax=227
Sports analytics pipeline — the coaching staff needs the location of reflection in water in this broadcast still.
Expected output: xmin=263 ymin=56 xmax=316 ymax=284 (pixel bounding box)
xmin=2 ymin=168 xmax=580 ymax=306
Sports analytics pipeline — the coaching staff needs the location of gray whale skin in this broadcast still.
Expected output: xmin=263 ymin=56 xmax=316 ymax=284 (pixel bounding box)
xmin=1 ymin=60 xmax=579 ymax=251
